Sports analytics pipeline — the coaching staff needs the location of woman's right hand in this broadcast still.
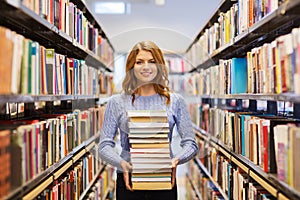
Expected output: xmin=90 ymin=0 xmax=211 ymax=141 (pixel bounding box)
xmin=120 ymin=160 xmax=133 ymax=191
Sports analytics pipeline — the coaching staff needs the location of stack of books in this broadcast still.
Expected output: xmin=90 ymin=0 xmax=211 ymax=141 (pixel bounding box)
xmin=127 ymin=110 xmax=172 ymax=190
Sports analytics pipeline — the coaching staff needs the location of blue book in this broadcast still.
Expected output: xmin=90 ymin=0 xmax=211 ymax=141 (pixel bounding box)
xmin=240 ymin=115 xmax=245 ymax=156
xmin=227 ymin=163 xmax=232 ymax=200
xmin=231 ymin=57 xmax=247 ymax=94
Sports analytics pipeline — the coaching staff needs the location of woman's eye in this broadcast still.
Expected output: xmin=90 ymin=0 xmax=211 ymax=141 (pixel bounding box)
xmin=135 ymin=60 xmax=155 ymax=65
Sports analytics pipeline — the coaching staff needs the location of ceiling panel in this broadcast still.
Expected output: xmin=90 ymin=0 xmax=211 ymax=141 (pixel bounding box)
xmin=85 ymin=0 xmax=222 ymax=54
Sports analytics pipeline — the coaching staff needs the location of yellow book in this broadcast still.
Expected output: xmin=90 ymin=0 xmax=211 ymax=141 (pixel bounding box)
xmin=131 ymin=143 xmax=169 ymax=149
xmin=132 ymin=172 xmax=171 ymax=177
xmin=274 ymin=40 xmax=282 ymax=94
xmin=225 ymin=10 xmax=230 ymax=44
xmin=132 ymin=181 xmax=172 ymax=190
xmin=129 ymin=117 xmax=168 ymax=123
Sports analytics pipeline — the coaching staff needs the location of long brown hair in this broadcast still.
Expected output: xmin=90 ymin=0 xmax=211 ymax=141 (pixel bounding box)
xmin=122 ymin=41 xmax=171 ymax=105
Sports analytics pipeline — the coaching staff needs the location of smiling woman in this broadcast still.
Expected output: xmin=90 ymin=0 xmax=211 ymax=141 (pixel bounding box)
xmin=133 ymin=50 xmax=158 ymax=85
xmin=122 ymin=41 xmax=170 ymax=99
xmin=98 ymin=40 xmax=198 ymax=200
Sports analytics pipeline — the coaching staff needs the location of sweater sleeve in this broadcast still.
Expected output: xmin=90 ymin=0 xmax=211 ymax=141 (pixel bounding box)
xmin=173 ymin=94 xmax=199 ymax=164
xmin=98 ymin=97 xmax=123 ymax=170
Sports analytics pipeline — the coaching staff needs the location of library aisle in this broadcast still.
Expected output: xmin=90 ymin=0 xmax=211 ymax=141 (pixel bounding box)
xmin=3 ymin=0 xmax=300 ymax=199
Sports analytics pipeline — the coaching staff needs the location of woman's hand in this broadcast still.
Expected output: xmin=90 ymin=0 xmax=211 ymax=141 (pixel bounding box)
xmin=171 ymin=158 xmax=179 ymax=188
xmin=120 ymin=160 xmax=133 ymax=191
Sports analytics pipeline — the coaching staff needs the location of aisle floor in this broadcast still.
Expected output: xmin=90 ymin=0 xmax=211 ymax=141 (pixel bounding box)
xmin=171 ymin=128 xmax=188 ymax=200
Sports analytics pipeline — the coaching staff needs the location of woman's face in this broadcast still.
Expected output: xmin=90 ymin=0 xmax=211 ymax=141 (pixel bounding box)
xmin=133 ymin=50 xmax=158 ymax=83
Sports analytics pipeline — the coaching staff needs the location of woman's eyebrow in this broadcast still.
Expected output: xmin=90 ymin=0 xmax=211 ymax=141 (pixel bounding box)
xmin=136 ymin=58 xmax=155 ymax=61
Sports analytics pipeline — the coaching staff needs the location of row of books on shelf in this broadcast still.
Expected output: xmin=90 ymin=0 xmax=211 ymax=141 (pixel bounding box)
xmin=188 ymin=162 xmax=226 ymax=200
xmin=168 ymin=74 xmax=194 ymax=94
xmin=21 ymin=0 xmax=114 ymax=67
xmin=91 ymin=166 xmax=115 ymax=200
xmin=127 ymin=110 xmax=173 ymax=190
xmin=0 ymin=104 xmax=105 ymax=199
xmin=36 ymin=145 xmax=101 ymax=200
xmin=164 ymin=56 xmax=186 ymax=73
xmin=189 ymin=154 xmax=277 ymax=200
xmin=196 ymin=103 xmax=300 ymax=192
xmin=185 ymin=0 xmax=284 ymax=67
xmin=189 ymin=25 xmax=300 ymax=95
xmin=0 ymin=26 xmax=113 ymax=96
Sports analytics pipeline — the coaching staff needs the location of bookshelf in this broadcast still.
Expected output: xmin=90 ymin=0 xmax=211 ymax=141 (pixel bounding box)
xmin=194 ymin=126 xmax=300 ymax=200
xmin=0 ymin=0 xmax=114 ymax=199
xmin=0 ymin=1 xmax=113 ymax=72
xmin=185 ymin=0 xmax=300 ymax=199
xmin=6 ymin=134 xmax=100 ymax=200
xmin=186 ymin=0 xmax=300 ymax=71
xmin=185 ymin=173 xmax=202 ymax=200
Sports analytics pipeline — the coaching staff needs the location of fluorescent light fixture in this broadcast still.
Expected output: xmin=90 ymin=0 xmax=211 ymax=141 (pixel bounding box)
xmin=95 ymin=2 xmax=129 ymax=14
xmin=155 ymin=0 xmax=165 ymax=6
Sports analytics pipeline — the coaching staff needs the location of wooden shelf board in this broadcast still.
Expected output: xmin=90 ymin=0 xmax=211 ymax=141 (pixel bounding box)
xmin=53 ymin=160 xmax=72 ymax=179
xmin=86 ymin=141 xmax=96 ymax=152
xmin=22 ymin=176 xmax=53 ymax=200
xmin=73 ymin=149 xmax=86 ymax=163
xmin=249 ymin=171 xmax=277 ymax=197
xmin=186 ymin=173 xmax=202 ymax=200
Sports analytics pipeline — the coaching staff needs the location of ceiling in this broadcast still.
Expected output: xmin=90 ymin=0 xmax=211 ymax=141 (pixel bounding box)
xmin=85 ymin=0 xmax=222 ymax=54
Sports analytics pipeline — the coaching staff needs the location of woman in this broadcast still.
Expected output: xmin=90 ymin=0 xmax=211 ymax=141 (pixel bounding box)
xmin=98 ymin=41 xmax=198 ymax=200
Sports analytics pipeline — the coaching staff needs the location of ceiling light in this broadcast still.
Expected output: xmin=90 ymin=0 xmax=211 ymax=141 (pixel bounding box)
xmin=155 ymin=0 xmax=165 ymax=6
xmin=95 ymin=2 xmax=130 ymax=14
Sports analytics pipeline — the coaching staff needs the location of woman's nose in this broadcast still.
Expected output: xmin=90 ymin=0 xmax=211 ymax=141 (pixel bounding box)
xmin=142 ymin=63 xmax=151 ymax=69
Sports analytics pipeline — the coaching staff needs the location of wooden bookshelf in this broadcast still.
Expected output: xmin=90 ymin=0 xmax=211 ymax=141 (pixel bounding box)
xmin=200 ymin=93 xmax=300 ymax=103
xmin=0 ymin=94 xmax=105 ymax=104
xmin=187 ymin=6 xmax=300 ymax=199
xmin=3 ymin=134 xmax=100 ymax=200
xmin=0 ymin=0 xmax=113 ymax=199
xmin=189 ymin=0 xmax=300 ymax=72
xmin=185 ymin=173 xmax=202 ymax=200
xmin=193 ymin=158 xmax=228 ymax=200
xmin=194 ymin=125 xmax=300 ymax=200
xmin=79 ymin=164 xmax=107 ymax=200
xmin=0 ymin=0 xmax=113 ymax=72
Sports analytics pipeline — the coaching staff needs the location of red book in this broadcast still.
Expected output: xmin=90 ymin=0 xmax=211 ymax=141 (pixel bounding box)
xmin=262 ymin=120 xmax=269 ymax=172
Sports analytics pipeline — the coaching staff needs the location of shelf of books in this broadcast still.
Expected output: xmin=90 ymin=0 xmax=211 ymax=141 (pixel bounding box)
xmin=0 ymin=0 xmax=115 ymax=199
xmin=0 ymin=0 xmax=114 ymax=72
xmin=185 ymin=0 xmax=300 ymax=200
xmin=0 ymin=104 xmax=112 ymax=200
xmin=0 ymin=1 xmax=114 ymax=100
xmin=185 ymin=172 xmax=202 ymax=200
xmin=185 ymin=0 xmax=300 ymax=72
xmin=188 ymin=149 xmax=229 ymax=200
xmin=192 ymin=121 xmax=300 ymax=200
